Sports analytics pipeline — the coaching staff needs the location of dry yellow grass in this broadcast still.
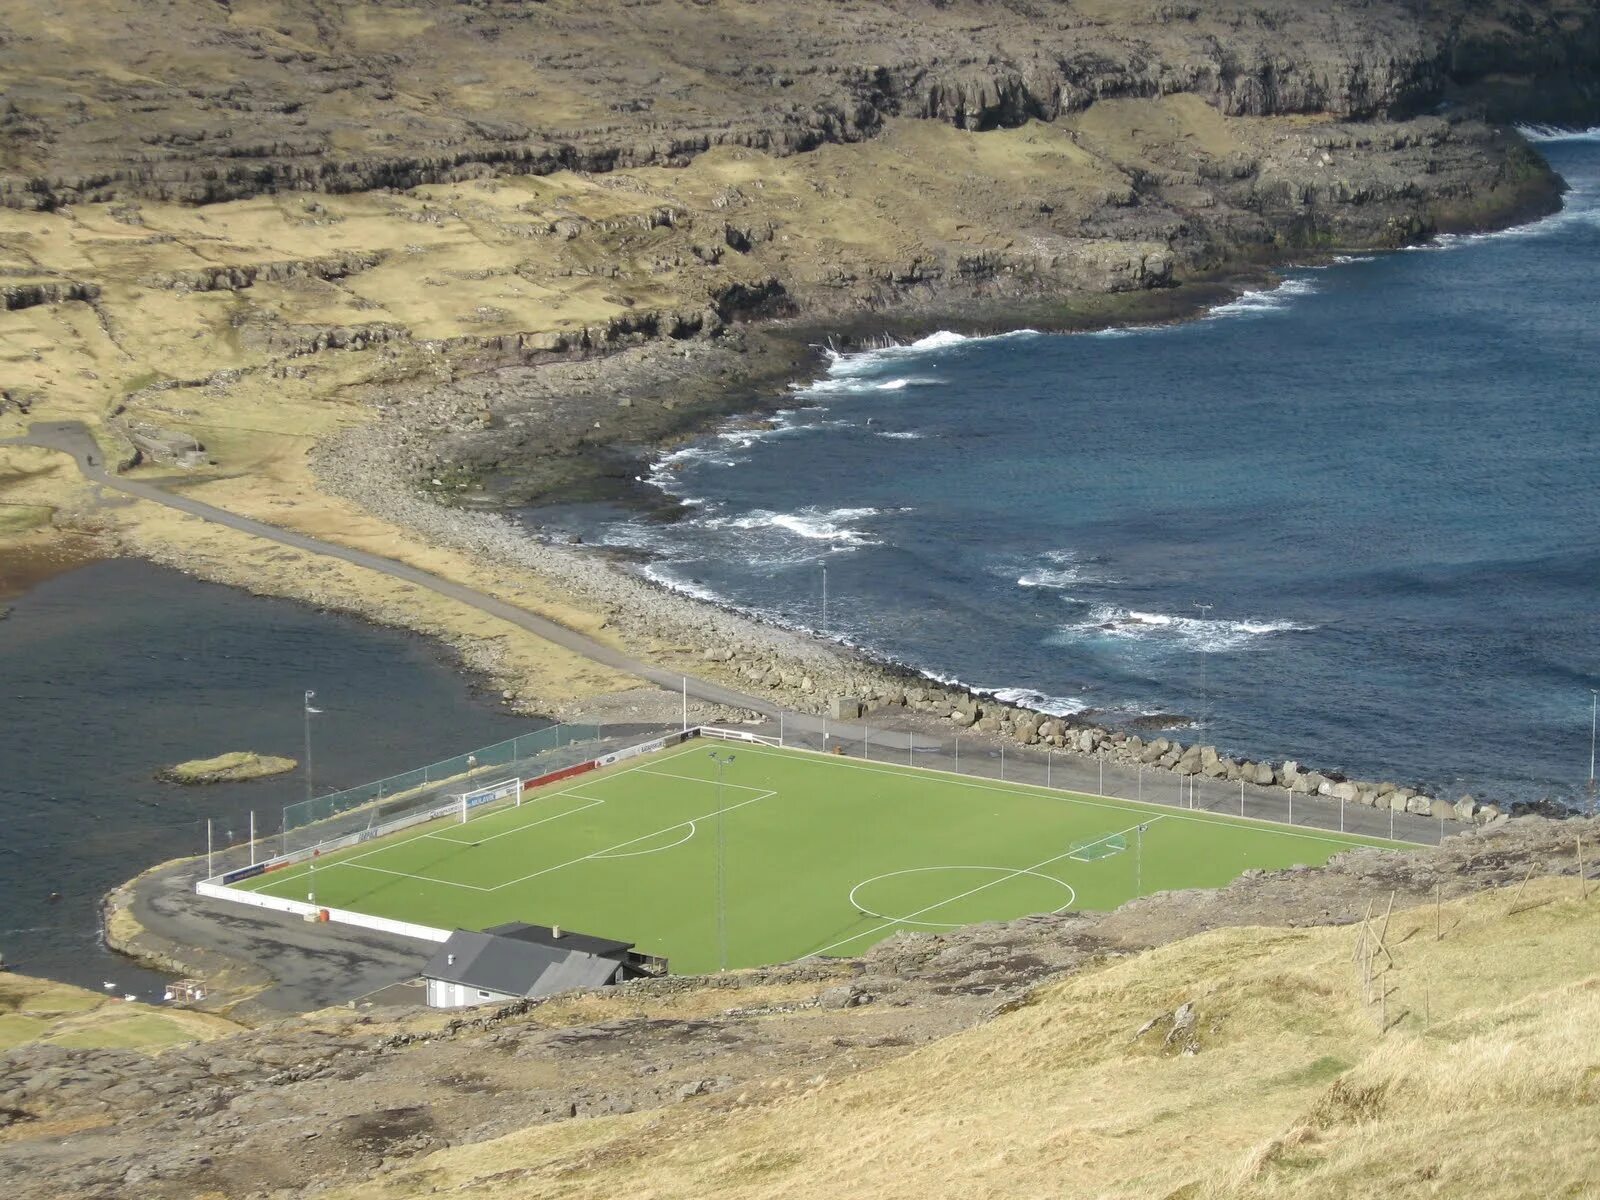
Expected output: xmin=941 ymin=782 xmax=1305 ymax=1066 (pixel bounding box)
xmin=323 ymin=877 xmax=1599 ymax=1200
xmin=0 ymin=971 xmax=241 ymax=1053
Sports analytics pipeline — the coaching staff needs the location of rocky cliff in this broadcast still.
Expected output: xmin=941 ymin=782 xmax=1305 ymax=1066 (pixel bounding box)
xmin=1 ymin=0 xmax=1596 ymax=210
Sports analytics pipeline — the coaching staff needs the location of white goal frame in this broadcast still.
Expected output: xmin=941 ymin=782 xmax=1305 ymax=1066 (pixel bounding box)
xmin=454 ymin=777 xmax=523 ymax=823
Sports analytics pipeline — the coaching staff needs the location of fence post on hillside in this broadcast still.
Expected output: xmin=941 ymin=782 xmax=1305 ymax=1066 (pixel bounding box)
xmin=1098 ymin=757 xmax=1103 ymax=796
xmin=779 ymin=712 xmax=784 ymax=747
xmin=1046 ymin=754 xmax=1051 ymax=789
xmin=206 ymin=818 xmax=213 ymax=879
xmin=1241 ymin=779 xmax=1246 ymax=817
xmin=249 ymin=811 xmax=256 ymax=867
xmin=953 ymin=734 xmax=958 ymax=773
xmin=1000 ymin=742 xmax=1005 ymax=781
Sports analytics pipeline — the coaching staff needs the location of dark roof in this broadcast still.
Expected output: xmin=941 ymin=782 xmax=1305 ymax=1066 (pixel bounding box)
xmin=483 ymin=921 xmax=633 ymax=959
xmin=422 ymin=930 xmax=623 ymax=998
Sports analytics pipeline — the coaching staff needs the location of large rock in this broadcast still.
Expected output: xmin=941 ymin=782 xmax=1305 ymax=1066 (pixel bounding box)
xmin=1431 ymin=798 xmax=1456 ymax=820
xmin=1388 ymin=791 xmax=1410 ymax=812
xmin=1453 ymin=795 xmax=1478 ymax=821
xmin=1252 ymin=762 xmax=1276 ymax=787
xmin=1327 ymin=781 xmax=1361 ymax=803
xmin=1407 ymin=795 xmax=1435 ymax=815
xmin=830 ymin=696 xmax=862 ymax=721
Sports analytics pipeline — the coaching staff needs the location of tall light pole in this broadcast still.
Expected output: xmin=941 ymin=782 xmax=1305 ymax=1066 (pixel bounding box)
xmin=1590 ymin=689 xmax=1597 ymax=809
xmin=708 ymin=751 xmax=736 ymax=972
xmin=821 ymin=563 xmax=828 ymax=636
xmin=1194 ymin=602 xmax=1213 ymax=731
xmin=303 ymin=690 xmax=322 ymax=806
xmin=1135 ymin=823 xmax=1148 ymax=895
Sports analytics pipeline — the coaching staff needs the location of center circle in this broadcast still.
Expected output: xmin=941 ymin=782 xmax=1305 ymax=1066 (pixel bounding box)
xmin=848 ymin=865 xmax=1077 ymax=929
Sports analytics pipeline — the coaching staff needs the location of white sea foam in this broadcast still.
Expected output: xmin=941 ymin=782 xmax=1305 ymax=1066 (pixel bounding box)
xmin=1206 ymin=276 xmax=1318 ymax=319
xmin=1057 ymin=605 xmax=1315 ymax=653
xmin=822 ymin=328 xmax=1041 ymax=378
xmin=1517 ymin=125 xmax=1600 ymax=143
xmin=701 ymin=505 xmax=885 ymax=545
xmin=875 ymin=429 xmax=925 ymax=440
xmin=639 ymin=561 xmax=725 ymax=604
xmin=795 ymin=375 xmax=940 ymax=397
xmin=986 ymin=686 xmax=1088 ymax=716
xmin=1015 ymin=549 xmax=1093 ymax=590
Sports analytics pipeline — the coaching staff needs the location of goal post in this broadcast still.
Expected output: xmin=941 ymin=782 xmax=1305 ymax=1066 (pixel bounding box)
xmin=455 ymin=777 xmax=523 ymax=823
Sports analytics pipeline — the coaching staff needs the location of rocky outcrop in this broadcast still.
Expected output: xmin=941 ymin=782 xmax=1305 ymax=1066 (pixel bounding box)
xmin=0 ymin=0 xmax=1595 ymax=210
xmin=1 ymin=279 xmax=101 ymax=309
xmin=140 ymin=250 xmax=384 ymax=292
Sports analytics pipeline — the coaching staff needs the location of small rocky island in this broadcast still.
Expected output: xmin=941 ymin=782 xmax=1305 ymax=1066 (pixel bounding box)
xmin=159 ymin=752 xmax=297 ymax=785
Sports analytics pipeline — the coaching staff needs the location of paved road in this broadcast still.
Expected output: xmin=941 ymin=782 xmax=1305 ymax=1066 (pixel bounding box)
xmin=127 ymin=851 xmax=439 ymax=1015
xmin=7 ymin=420 xmax=793 ymax=721
xmin=10 ymin=421 xmax=1447 ymax=1014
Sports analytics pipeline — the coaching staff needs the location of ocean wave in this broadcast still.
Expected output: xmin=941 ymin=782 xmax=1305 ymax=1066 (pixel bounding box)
xmin=984 ymin=686 xmax=1088 ymax=716
xmin=639 ymin=561 xmax=725 ymax=604
xmin=1054 ymin=605 xmax=1316 ymax=653
xmin=1205 ymin=277 xmax=1317 ymax=319
xmin=701 ymin=505 xmax=885 ymax=545
xmin=875 ymin=429 xmax=925 ymax=440
xmin=1016 ymin=549 xmax=1092 ymax=590
xmin=1517 ymin=125 xmax=1600 ymax=143
xmin=795 ymin=375 xmax=940 ymax=397
xmin=822 ymin=328 xmax=1042 ymax=378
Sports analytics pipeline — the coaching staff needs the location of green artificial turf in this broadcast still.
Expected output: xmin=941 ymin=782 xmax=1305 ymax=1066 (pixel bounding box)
xmin=233 ymin=741 xmax=1400 ymax=974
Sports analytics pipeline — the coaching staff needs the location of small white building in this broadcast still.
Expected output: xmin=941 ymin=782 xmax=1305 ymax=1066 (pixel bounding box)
xmin=421 ymin=922 xmax=649 ymax=1009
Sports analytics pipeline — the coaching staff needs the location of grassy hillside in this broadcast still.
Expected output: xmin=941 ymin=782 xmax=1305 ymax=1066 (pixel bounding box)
xmin=0 ymin=971 xmax=239 ymax=1053
xmin=329 ymin=876 xmax=1599 ymax=1200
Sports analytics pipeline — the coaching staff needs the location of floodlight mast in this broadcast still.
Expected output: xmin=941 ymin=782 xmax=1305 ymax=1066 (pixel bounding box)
xmin=708 ymin=751 xmax=737 ymax=972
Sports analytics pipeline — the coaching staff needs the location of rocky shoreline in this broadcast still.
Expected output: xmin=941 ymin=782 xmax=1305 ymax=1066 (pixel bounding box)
xmin=315 ymin=301 xmax=1529 ymax=830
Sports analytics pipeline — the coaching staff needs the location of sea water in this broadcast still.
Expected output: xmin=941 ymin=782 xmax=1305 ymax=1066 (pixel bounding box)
xmin=542 ymin=134 xmax=1600 ymax=808
xmin=0 ymin=560 xmax=534 ymax=994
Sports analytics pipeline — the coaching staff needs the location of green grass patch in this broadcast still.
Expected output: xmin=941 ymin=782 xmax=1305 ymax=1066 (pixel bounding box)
xmin=0 ymin=1014 xmax=49 ymax=1051
xmin=233 ymin=742 xmax=1402 ymax=975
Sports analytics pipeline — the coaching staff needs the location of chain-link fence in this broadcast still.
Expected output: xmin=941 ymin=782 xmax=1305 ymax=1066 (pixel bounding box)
xmin=767 ymin=716 xmax=1450 ymax=847
xmin=277 ymin=722 xmax=603 ymax=855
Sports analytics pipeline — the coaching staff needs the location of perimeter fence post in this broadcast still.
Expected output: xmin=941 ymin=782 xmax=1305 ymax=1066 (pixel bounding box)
xmin=1389 ymin=804 xmax=1395 ymax=839
xmin=954 ymin=734 xmax=959 ymax=774
xmin=249 ymin=811 xmax=256 ymax=867
xmin=1046 ymin=754 xmax=1051 ymax=790
xmin=1000 ymin=742 xmax=1006 ymax=781
xmin=206 ymin=819 xmax=213 ymax=879
xmin=1290 ymin=790 xmax=1294 ymax=826
xmin=1098 ymin=758 xmax=1103 ymax=796
xmin=908 ymin=736 xmax=913 ymax=767
xmin=1341 ymin=796 xmax=1346 ymax=832
xmin=1138 ymin=765 xmax=1142 ymax=802
xmin=779 ymin=712 xmax=784 ymax=747
xmin=863 ymin=725 xmax=869 ymax=760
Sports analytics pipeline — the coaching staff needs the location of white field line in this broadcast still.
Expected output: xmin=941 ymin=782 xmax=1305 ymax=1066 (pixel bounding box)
xmin=633 ymin=767 xmax=773 ymax=793
xmin=334 ymin=860 xmax=493 ymax=892
xmin=244 ymin=742 xmax=710 ymax=891
xmin=808 ymin=817 xmax=1164 ymax=958
xmin=480 ymin=788 xmax=778 ymax=893
xmin=424 ymin=795 xmax=606 ymax=846
xmin=731 ymin=743 xmax=1390 ymax=851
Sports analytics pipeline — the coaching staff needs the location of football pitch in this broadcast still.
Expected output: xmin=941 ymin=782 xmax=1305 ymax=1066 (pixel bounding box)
xmin=230 ymin=739 xmax=1401 ymax=974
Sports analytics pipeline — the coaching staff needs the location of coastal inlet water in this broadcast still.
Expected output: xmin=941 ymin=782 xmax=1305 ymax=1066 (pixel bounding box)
xmin=0 ymin=559 xmax=535 ymax=996
xmin=539 ymin=133 xmax=1600 ymax=808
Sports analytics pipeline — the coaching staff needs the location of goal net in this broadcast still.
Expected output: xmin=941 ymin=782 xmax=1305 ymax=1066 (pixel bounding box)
xmin=454 ymin=777 xmax=523 ymax=823
xmin=1068 ymin=833 xmax=1128 ymax=862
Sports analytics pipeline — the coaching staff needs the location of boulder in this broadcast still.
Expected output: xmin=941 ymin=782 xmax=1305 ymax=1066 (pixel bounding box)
xmin=1453 ymin=795 xmax=1477 ymax=821
xmin=1280 ymin=759 xmax=1302 ymax=781
xmin=1374 ymin=781 xmax=1397 ymax=797
xmin=1199 ymin=745 xmax=1219 ymax=768
xmin=830 ymin=696 xmax=862 ymax=721
xmin=1388 ymin=792 xmax=1409 ymax=812
xmin=1476 ymin=803 xmax=1501 ymax=824
xmin=1431 ymin=798 xmax=1456 ymax=820
xmin=1252 ymin=762 xmax=1276 ymax=787
xmin=1328 ymin=781 xmax=1361 ymax=803
xmin=1138 ymin=743 xmax=1165 ymax=764
xmin=950 ymin=710 xmax=975 ymax=728
xmin=1407 ymin=795 xmax=1434 ymax=815
xmin=1202 ymin=759 xmax=1229 ymax=779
